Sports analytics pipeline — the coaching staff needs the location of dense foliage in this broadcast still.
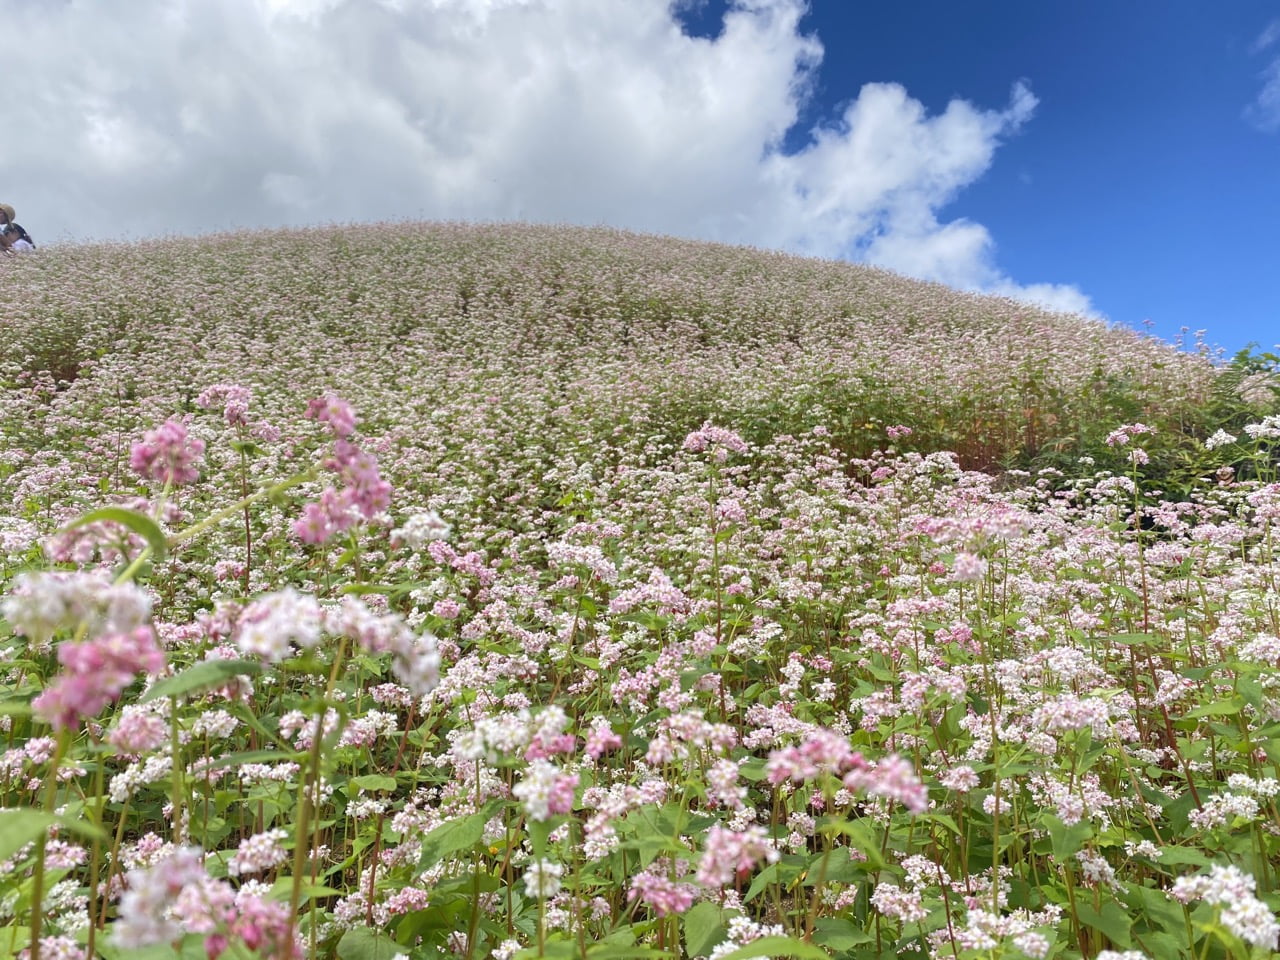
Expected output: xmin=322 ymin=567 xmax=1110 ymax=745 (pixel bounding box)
xmin=0 ymin=224 xmax=1277 ymax=960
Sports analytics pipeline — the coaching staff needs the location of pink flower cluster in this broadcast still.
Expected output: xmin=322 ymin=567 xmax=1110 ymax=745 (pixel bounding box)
xmin=114 ymin=846 xmax=301 ymax=958
xmin=628 ymin=864 xmax=698 ymax=917
xmin=33 ymin=627 xmax=166 ymax=731
xmin=196 ymin=383 xmax=252 ymax=428
xmin=682 ymin=422 xmax=749 ymax=458
xmin=294 ymin=397 xmax=392 ymax=544
xmin=695 ymin=824 xmax=778 ymax=887
xmin=130 ymin=418 xmax=205 ymax=487
xmin=765 ymin=727 xmax=864 ymax=785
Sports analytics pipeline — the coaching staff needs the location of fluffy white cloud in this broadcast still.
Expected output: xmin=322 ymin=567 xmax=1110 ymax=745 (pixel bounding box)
xmin=3 ymin=0 xmax=1089 ymax=312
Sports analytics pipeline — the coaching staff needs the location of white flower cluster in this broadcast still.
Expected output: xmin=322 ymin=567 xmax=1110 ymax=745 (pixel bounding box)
xmin=1169 ymin=864 xmax=1279 ymax=950
xmin=392 ymin=510 xmax=451 ymax=549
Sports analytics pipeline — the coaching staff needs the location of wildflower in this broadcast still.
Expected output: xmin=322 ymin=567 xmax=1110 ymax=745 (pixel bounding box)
xmin=513 ymin=759 xmax=578 ymax=821
xmin=682 ymin=422 xmax=748 ymax=458
xmin=1169 ymin=864 xmax=1279 ymax=950
xmin=628 ymin=866 xmax=698 ymax=917
xmin=870 ymin=882 xmax=927 ymax=922
xmin=584 ymin=718 xmax=623 ymax=759
xmin=234 ymin=588 xmax=323 ymax=663
xmin=227 ymin=829 xmax=289 ymax=876
xmin=21 ymin=937 xmax=85 ymax=960
xmin=949 ymin=552 xmax=987 ymax=583
xmin=34 ymin=627 xmax=166 ymax=731
xmin=130 ymin=418 xmax=205 ymax=486
xmin=842 ymin=753 xmax=928 ymax=813
xmin=1204 ymin=429 xmax=1237 ymax=450
xmin=522 ymin=859 xmax=564 ymax=899
xmin=305 ymin=395 xmax=357 ymax=438
xmin=113 ymin=847 xmax=209 ymax=947
xmin=108 ymin=705 xmax=169 ymax=755
xmin=196 ymin=384 xmax=252 ymax=428
xmin=696 ymin=825 xmax=778 ymax=887
xmin=939 ymin=765 xmax=979 ymax=792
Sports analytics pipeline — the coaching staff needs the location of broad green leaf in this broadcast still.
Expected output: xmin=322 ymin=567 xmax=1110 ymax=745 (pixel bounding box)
xmin=0 ymin=810 xmax=56 ymax=863
xmin=142 ymin=659 xmax=263 ymax=703
xmin=349 ymin=774 xmax=398 ymax=792
xmin=53 ymin=811 xmax=108 ymax=845
xmin=744 ymin=861 xmax=783 ymax=902
xmin=1185 ymin=696 xmax=1245 ymax=719
xmin=1077 ymin=900 xmax=1133 ymax=949
xmin=1045 ymin=815 xmax=1093 ymax=861
xmin=336 ymin=928 xmax=403 ymax=960
xmin=1150 ymin=846 xmax=1210 ymax=867
xmin=267 ymin=877 xmax=343 ymax=902
xmin=683 ymin=901 xmax=727 ymax=959
xmin=812 ymin=918 xmax=873 ymax=952
xmin=417 ymin=798 xmax=504 ymax=869
xmin=713 ymin=934 xmax=832 ymax=960
xmin=63 ymin=506 xmax=167 ymax=562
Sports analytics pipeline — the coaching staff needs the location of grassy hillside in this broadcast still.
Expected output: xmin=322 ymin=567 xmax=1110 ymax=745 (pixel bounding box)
xmin=0 ymin=223 xmax=1227 ymax=481
xmin=0 ymin=224 xmax=1278 ymax=960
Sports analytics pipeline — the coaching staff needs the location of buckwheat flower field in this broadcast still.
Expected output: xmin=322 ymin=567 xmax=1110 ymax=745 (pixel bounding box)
xmin=0 ymin=222 xmax=1277 ymax=960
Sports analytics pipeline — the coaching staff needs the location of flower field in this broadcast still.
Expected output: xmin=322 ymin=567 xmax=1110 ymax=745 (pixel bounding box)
xmin=0 ymin=222 xmax=1277 ymax=960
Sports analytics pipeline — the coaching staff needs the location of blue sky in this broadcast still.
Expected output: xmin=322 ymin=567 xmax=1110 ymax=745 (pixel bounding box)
xmin=5 ymin=0 xmax=1276 ymax=357
xmin=678 ymin=1 xmax=1280 ymax=355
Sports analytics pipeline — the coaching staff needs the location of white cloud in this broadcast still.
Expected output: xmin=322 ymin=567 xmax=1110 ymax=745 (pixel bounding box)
xmin=2 ymin=0 xmax=1089 ymax=313
xmin=1246 ymin=59 xmax=1280 ymax=132
xmin=1246 ymin=20 xmax=1280 ymax=132
xmin=1252 ymin=18 xmax=1280 ymax=53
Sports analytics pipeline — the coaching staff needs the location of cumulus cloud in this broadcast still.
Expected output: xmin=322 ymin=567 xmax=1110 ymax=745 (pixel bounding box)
xmin=3 ymin=0 xmax=1089 ymax=312
xmin=1246 ymin=19 xmax=1280 ymax=132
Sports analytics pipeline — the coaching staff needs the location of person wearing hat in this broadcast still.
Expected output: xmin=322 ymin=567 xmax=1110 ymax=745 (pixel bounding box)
xmin=0 ymin=204 xmax=35 ymax=252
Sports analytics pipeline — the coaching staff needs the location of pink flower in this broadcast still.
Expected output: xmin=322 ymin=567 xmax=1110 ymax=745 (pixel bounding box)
xmin=34 ymin=627 xmax=165 ymax=731
xmin=843 ymin=754 xmax=929 ymax=814
xmin=585 ymin=721 xmax=623 ymax=759
xmin=628 ymin=867 xmax=698 ymax=917
xmin=696 ymin=825 xmax=778 ymax=887
xmin=682 ymin=422 xmax=748 ymax=458
xmin=196 ymin=384 xmax=252 ymax=428
xmin=130 ymin=419 xmax=205 ymax=486
xmin=305 ymin=395 xmax=357 ymax=438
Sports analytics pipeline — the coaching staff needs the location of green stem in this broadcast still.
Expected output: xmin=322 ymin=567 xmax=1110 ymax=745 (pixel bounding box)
xmin=169 ymin=469 xmax=316 ymax=549
xmin=28 ymin=729 xmax=70 ymax=960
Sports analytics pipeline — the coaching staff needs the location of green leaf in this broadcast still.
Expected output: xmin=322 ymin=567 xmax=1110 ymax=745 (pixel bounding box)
xmin=812 ymin=918 xmax=873 ymax=952
xmin=1107 ymin=633 xmax=1163 ymax=647
xmin=336 ymin=928 xmax=403 ymax=960
xmin=0 ymin=811 xmax=56 ymax=863
xmin=349 ymin=774 xmax=398 ymax=792
xmin=417 ymin=798 xmax=504 ymax=869
xmin=712 ymin=934 xmax=832 ymax=960
xmin=267 ymin=877 xmax=343 ymax=903
xmin=52 ymin=811 xmax=108 ymax=845
xmin=1045 ymin=815 xmax=1093 ymax=861
xmin=1151 ymin=846 xmax=1210 ymax=867
xmin=1185 ymin=696 xmax=1245 ymax=719
xmin=744 ymin=861 xmax=782 ymax=902
xmin=141 ymin=659 xmax=263 ymax=703
xmin=62 ymin=506 xmax=167 ymax=562
xmin=1077 ymin=900 xmax=1133 ymax=949
xmin=683 ymin=901 xmax=727 ymax=959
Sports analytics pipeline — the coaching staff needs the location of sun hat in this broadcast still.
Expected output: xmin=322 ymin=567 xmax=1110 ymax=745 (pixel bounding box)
xmin=0 ymin=205 xmax=14 ymax=223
